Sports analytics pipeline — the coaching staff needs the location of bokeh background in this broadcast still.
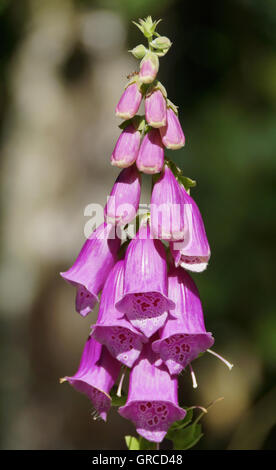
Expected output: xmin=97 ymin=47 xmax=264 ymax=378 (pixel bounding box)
xmin=0 ymin=0 xmax=276 ymax=450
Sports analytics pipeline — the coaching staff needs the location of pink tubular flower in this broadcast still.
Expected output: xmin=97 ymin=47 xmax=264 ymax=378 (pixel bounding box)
xmin=115 ymin=81 xmax=142 ymax=120
xmin=159 ymin=107 xmax=185 ymax=149
xmin=116 ymin=222 xmax=175 ymax=338
xmin=136 ymin=128 xmax=164 ymax=174
xmin=60 ymin=223 xmax=121 ymax=317
xmin=111 ymin=124 xmax=141 ymax=168
xmin=119 ymin=344 xmax=186 ymax=443
xmin=91 ymin=260 xmax=146 ymax=368
xmin=170 ymin=185 xmax=210 ymax=272
xmin=139 ymin=52 xmax=159 ymax=84
xmin=151 ymin=165 xmax=186 ymax=241
xmin=145 ymin=89 xmax=167 ymax=128
xmin=104 ymin=165 xmax=141 ymax=225
xmin=152 ymin=266 xmax=214 ymax=375
xmin=61 ymin=337 xmax=121 ymax=421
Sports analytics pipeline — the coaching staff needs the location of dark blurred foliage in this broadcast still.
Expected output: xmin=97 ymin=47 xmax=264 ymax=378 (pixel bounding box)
xmin=0 ymin=0 xmax=275 ymax=450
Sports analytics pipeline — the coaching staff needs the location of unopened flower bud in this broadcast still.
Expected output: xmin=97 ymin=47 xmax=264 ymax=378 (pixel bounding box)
xmin=111 ymin=124 xmax=141 ymax=168
xmin=129 ymin=44 xmax=147 ymax=59
xmin=136 ymin=128 xmax=164 ymax=174
xmin=105 ymin=165 xmax=141 ymax=225
xmin=159 ymin=107 xmax=185 ymax=149
xmin=145 ymin=88 xmax=167 ymax=128
xmin=150 ymin=36 xmax=172 ymax=51
xmin=116 ymin=81 xmax=142 ymax=120
xmin=139 ymin=52 xmax=159 ymax=84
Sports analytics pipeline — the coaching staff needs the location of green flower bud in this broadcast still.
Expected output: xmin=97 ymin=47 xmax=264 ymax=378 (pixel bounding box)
xmin=129 ymin=44 xmax=147 ymax=60
xmin=150 ymin=36 xmax=172 ymax=51
xmin=132 ymin=17 xmax=162 ymax=40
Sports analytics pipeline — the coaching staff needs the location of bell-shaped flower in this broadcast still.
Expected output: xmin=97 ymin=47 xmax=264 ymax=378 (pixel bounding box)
xmin=116 ymin=222 xmax=175 ymax=337
xmin=115 ymin=81 xmax=142 ymax=120
xmin=151 ymin=165 xmax=186 ymax=241
xmin=119 ymin=343 xmax=186 ymax=443
xmin=152 ymin=266 xmax=214 ymax=375
xmin=159 ymin=107 xmax=185 ymax=149
xmin=104 ymin=165 xmax=141 ymax=226
xmin=60 ymin=223 xmax=121 ymax=317
xmin=145 ymin=89 xmax=167 ymax=128
xmin=170 ymin=186 xmax=210 ymax=272
xmin=139 ymin=52 xmax=159 ymax=84
xmin=91 ymin=260 xmax=146 ymax=368
xmin=111 ymin=123 xmax=141 ymax=168
xmin=136 ymin=128 xmax=164 ymax=174
xmin=61 ymin=337 xmax=121 ymax=421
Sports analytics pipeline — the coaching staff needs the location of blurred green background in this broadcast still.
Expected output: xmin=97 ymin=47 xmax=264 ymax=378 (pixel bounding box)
xmin=0 ymin=0 xmax=276 ymax=450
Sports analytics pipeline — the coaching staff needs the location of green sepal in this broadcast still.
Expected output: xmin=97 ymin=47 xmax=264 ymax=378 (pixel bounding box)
xmin=118 ymin=119 xmax=132 ymax=131
xmin=118 ymin=115 xmax=146 ymax=133
xmin=146 ymin=80 xmax=167 ymax=99
xmin=165 ymin=158 xmax=197 ymax=194
xmin=155 ymin=49 xmax=171 ymax=57
xmin=123 ymin=74 xmax=140 ymax=90
xmin=132 ymin=17 xmax=162 ymax=40
xmin=178 ymin=175 xmax=197 ymax=193
xmin=132 ymin=115 xmax=146 ymax=132
xmin=165 ymin=158 xmax=182 ymax=177
xmin=166 ymin=98 xmax=179 ymax=115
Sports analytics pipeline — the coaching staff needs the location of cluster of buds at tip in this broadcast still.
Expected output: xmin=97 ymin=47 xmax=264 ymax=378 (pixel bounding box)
xmin=60 ymin=17 xmax=231 ymax=447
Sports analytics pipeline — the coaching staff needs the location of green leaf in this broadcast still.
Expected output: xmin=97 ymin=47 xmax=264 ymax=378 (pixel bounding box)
xmin=166 ymin=408 xmax=193 ymax=439
xmin=171 ymin=423 xmax=204 ymax=450
xmin=139 ymin=437 xmax=156 ymax=450
xmin=125 ymin=435 xmax=140 ymax=450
